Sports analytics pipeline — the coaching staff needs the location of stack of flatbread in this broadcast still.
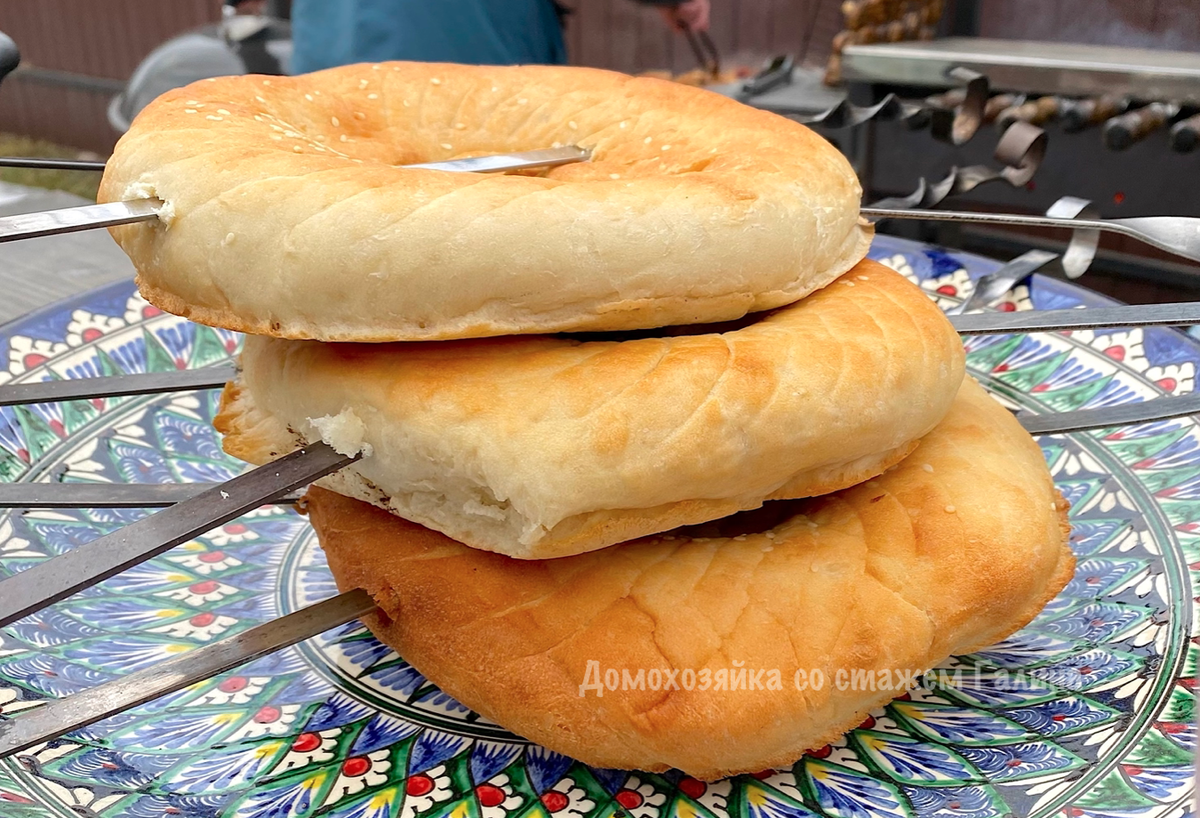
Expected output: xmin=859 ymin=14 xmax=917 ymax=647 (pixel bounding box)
xmin=99 ymin=61 xmax=1073 ymax=780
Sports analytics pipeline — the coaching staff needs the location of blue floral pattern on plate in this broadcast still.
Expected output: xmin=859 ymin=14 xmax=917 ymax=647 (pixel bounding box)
xmin=0 ymin=234 xmax=1195 ymax=817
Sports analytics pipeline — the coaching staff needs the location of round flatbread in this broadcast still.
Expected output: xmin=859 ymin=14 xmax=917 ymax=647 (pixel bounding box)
xmin=100 ymin=62 xmax=870 ymax=341
xmin=305 ymin=377 xmax=1073 ymax=779
xmin=217 ymin=259 xmax=965 ymax=559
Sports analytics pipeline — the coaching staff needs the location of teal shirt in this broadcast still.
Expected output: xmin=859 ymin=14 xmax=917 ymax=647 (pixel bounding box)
xmin=290 ymin=0 xmax=568 ymax=72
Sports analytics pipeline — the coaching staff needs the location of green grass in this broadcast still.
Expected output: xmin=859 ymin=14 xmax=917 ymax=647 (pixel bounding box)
xmin=0 ymin=133 xmax=102 ymax=201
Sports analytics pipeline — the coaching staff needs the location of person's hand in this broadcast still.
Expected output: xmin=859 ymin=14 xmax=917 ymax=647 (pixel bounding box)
xmin=658 ymin=0 xmax=711 ymax=32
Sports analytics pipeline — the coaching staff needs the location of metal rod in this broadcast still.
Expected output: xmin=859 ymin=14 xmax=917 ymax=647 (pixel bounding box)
xmin=6 ymin=377 xmax=1200 ymax=510
xmin=946 ymin=249 xmax=1058 ymax=316
xmin=0 ymin=147 xmax=591 ymax=175
xmin=0 ymin=157 xmax=107 ymax=172
xmin=0 ymin=146 xmax=593 ymax=244
xmin=0 ymin=443 xmax=354 ymax=628
xmin=0 ymin=305 xmax=1195 ymax=413
xmin=866 ymin=206 xmax=1114 ymax=233
xmin=0 ymin=364 xmax=235 ymax=406
xmin=0 ymin=145 xmax=590 ymax=176
xmin=0 ymin=198 xmax=162 ymax=242
xmin=951 ymin=302 xmax=1200 ymax=334
xmin=403 ymin=145 xmax=589 ymax=173
xmin=0 ymin=589 xmax=377 ymax=759
xmin=0 ymin=483 xmax=300 ymax=508
xmin=1018 ymin=392 xmax=1200 ymax=436
xmin=864 ymin=207 xmax=1200 ymax=264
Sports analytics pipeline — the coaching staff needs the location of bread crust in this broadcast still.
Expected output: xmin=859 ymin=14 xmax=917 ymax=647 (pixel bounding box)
xmin=99 ymin=62 xmax=871 ymax=341
xmin=216 ymin=260 xmax=966 ymax=559
xmin=306 ymin=378 xmax=1074 ymax=780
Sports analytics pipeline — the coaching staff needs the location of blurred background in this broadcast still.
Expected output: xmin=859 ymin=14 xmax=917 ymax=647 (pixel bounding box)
xmin=1 ymin=1 xmax=1195 ymax=157
xmin=0 ymin=0 xmax=1198 ymax=307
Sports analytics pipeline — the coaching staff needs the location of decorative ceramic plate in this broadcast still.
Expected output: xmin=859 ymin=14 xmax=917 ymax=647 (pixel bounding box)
xmin=0 ymin=235 xmax=1195 ymax=818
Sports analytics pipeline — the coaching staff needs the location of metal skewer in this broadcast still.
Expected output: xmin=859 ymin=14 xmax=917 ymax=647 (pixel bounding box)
xmin=949 ymin=301 xmax=1200 ymax=334
xmin=0 ymin=483 xmax=301 ymax=507
xmin=863 ymin=206 xmax=1200 ymax=265
xmin=0 ymin=379 xmax=1198 ymax=510
xmin=0 ymin=303 xmax=1197 ymax=409
xmin=4 ymin=149 xmax=1197 ymax=266
xmin=0 ymin=443 xmax=355 ymax=628
xmin=0 ymin=146 xmax=591 ymax=174
xmin=0 ymin=157 xmax=107 ymax=172
xmin=946 ymin=249 xmax=1058 ymax=315
xmin=0 ymin=363 xmax=236 ymax=406
xmin=0 ymin=146 xmax=592 ymax=243
xmin=0 ymin=588 xmax=377 ymax=758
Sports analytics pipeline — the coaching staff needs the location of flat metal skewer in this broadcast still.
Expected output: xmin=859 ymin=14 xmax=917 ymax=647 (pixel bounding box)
xmin=1017 ymin=393 xmax=1200 ymax=435
xmin=0 ymin=483 xmax=300 ymax=507
xmin=0 ymin=157 xmax=107 ymax=172
xmin=0 ymin=146 xmax=593 ymax=175
xmin=946 ymin=249 xmax=1058 ymax=316
xmin=0 ymin=589 xmax=377 ymax=758
xmin=0 ymin=443 xmax=355 ymax=628
xmin=0 ymin=364 xmax=235 ymax=406
xmin=0 ymin=303 xmax=1197 ymax=409
xmin=949 ymin=301 xmax=1200 ymax=334
xmin=864 ymin=206 xmax=1200 ymax=264
xmin=0 ymin=388 xmax=1197 ymax=510
xmin=0 ymin=146 xmax=591 ymax=243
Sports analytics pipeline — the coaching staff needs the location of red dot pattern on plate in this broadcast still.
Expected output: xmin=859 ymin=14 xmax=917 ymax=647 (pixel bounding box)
xmin=219 ymin=676 xmax=247 ymax=693
xmin=540 ymin=791 xmax=569 ymax=813
xmin=342 ymin=757 xmax=371 ymax=777
xmin=407 ymin=774 xmax=435 ymax=796
xmin=189 ymin=613 xmax=215 ymax=627
xmin=678 ymin=778 xmax=706 ymax=799
xmin=476 ymin=784 xmax=506 ymax=807
xmin=252 ymin=706 xmax=280 ymax=723
xmin=291 ymin=732 xmax=321 ymax=752
xmin=190 ymin=580 xmax=220 ymax=594
xmin=199 ymin=550 xmax=227 ymax=563
xmin=615 ymin=789 xmax=643 ymax=810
